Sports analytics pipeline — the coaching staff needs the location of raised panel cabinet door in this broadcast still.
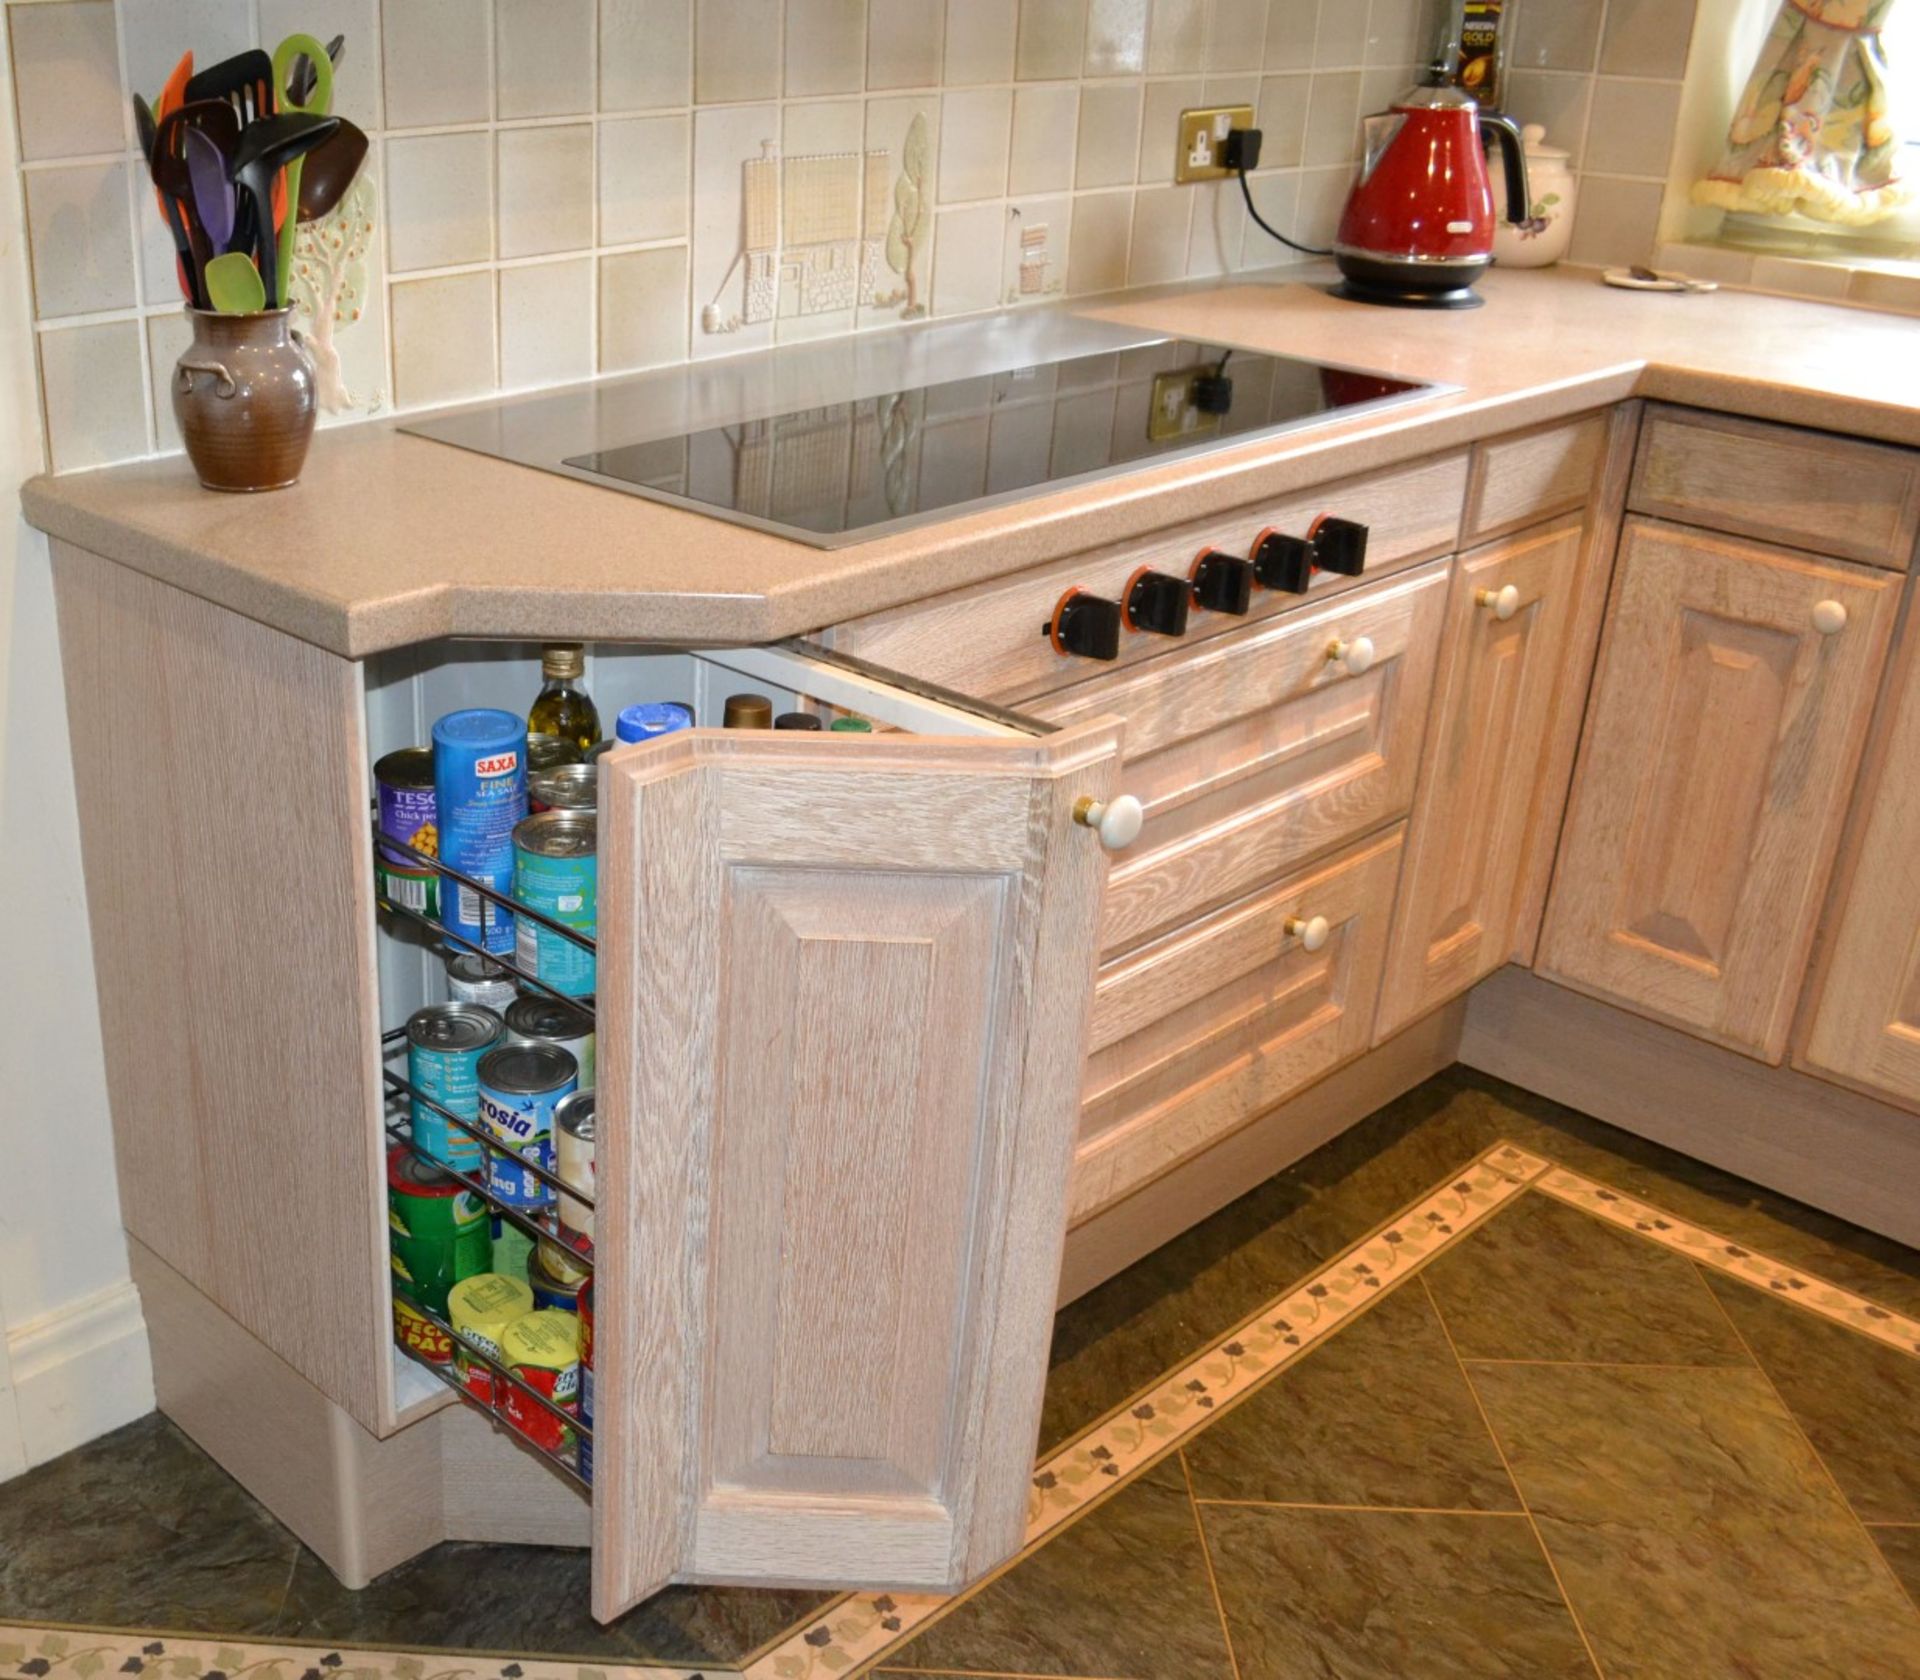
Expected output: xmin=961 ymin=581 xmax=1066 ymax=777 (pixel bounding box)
xmin=1375 ymin=518 xmax=1581 ymax=1040
xmin=590 ymin=721 xmax=1122 ymax=1620
xmin=1801 ymin=612 xmax=1920 ymax=1106
xmin=1538 ymin=518 xmax=1896 ymax=1060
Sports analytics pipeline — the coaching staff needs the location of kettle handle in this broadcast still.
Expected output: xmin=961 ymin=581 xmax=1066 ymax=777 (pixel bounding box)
xmin=1481 ymin=112 xmax=1531 ymax=225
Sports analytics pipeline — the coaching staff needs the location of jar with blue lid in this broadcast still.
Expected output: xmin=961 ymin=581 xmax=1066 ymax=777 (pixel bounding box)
xmin=616 ymin=701 xmax=694 ymax=744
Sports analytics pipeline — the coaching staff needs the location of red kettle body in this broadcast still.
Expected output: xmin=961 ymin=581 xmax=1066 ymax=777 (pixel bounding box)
xmin=1334 ymin=83 xmax=1528 ymax=309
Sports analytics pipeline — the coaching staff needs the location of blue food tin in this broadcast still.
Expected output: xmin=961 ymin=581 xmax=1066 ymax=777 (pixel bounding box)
xmin=405 ymin=1003 xmax=502 ymax=1171
xmin=477 ymin=1042 xmax=577 ymax=1209
xmin=433 ymin=709 xmax=527 ymax=959
xmin=616 ymin=701 xmax=694 ymax=744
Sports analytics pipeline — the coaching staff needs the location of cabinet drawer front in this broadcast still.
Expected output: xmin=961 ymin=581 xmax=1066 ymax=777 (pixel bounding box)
xmin=1463 ymin=413 xmax=1609 ymax=543
xmin=1035 ymin=563 xmax=1446 ymax=955
xmin=1630 ymin=405 xmax=1920 ymax=570
xmin=1072 ymin=827 xmax=1403 ymax=1224
xmin=1539 ymin=519 xmax=1897 ymax=1060
xmin=828 ymin=452 xmax=1468 ymax=701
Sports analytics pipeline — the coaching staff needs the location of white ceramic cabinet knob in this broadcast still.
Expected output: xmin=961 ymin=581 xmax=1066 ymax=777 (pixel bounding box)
xmin=1476 ymin=584 xmax=1521 ymax=621
xmin=1326 ymin=634 xmax=1377 ymax=676
xmin=1285 ymin=914 xmax=1331 ymax=953
xmin=1074 ymin=793 xmax=1144 ymax=851
xmin=1812 ymin=599 xmax=1848 ymax=636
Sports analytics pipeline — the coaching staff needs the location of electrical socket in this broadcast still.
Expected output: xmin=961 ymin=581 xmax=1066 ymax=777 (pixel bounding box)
xmin=1175 ymin=104 xmax=1255 ymax=184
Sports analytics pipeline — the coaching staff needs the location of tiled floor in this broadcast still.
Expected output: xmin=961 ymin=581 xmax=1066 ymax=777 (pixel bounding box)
xmin=4 ymin=1067 xmax=1919 ymax=1680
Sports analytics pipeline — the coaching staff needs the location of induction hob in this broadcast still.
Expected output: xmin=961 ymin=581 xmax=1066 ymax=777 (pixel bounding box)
xmin=404 ymin=330 xmax=1445 ymax=548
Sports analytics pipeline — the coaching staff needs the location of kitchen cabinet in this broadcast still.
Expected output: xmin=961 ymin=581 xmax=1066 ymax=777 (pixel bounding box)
xmin=1538 ymin=518 xmax=1897 ymax=1060
xmin=1375 ymin=517 xmax=1582 ymax=1040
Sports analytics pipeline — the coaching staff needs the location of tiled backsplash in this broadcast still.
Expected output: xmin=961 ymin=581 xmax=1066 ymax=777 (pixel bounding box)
xmin=7 ymin=0 xmax=1693 ymax=474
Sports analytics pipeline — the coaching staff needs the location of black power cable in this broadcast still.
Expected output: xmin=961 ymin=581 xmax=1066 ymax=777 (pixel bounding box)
xmin=1238 ymin=164 xmax=1332 ymax=259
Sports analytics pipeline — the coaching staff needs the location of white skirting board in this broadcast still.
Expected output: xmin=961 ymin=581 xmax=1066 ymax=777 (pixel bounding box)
xmin=4 ymin=1278 xmax=153 ymax=1471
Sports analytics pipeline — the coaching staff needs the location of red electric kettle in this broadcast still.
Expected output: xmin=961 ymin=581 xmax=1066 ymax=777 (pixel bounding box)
xmin=1333 ymin=76 xmax=1529 ymax=310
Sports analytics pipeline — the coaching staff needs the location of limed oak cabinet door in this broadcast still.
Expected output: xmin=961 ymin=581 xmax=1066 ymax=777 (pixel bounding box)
xmin=589 ymin=703 xmax=1123 ymax=1620
xmin=1376 ymin=517 xmax=1581 ymax=1040
xmin=1538 ymin=518 xmax=1896 ymax=1060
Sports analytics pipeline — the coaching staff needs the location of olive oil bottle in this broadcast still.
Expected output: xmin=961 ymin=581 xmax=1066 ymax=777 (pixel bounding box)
xmin=529 ymin=645 xmax=601 ymax=751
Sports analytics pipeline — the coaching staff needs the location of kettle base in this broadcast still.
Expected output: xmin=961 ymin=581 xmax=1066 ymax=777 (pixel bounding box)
xmin=1331 ymin=279 xmax=1485 ymax=310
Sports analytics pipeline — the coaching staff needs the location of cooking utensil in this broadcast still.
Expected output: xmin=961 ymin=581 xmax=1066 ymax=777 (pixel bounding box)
xmin=186 ymin=126 xmax=236 ymax=251
xmin=186 ymin=47 xmax=286 ymax=242
xmin=156 ymin=51 xmax=192 ymax=120
xmin=205 ymin=250 xmax=267 ymax=314
xmin=228 ymin=111 xmax=340 ymax=309
xmin=150 ymin=106 xmax=220 ymax=306
xmin=295 ymin=117 xmax=369 ymax=222
xmin=149 ymin=52 xmax=196 ymax=298
xmin=288 ymin=34 xmax=344 ymax=107
xmin=133 ymin=93 xmax=158 ymax=160
xmin=271 ymin=34 xmax=333 ymax=304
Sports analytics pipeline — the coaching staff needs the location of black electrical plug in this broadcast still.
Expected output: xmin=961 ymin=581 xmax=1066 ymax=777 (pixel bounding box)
xmin=1222 ymin=126 xmax=1263 ymax=172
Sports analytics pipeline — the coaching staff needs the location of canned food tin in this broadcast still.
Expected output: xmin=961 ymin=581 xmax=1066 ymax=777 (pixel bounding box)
xmin=478 ymin=1042 xmax=578 ymax=1209
xmin=433 ymin=708 xmax=526 ymax=959
xmin=406 ymin=1003 xmax=502 ymax=1171
xmin=505 ymin=994 xmax=596 ymax=1093
xmin=529 ymin=762 xmax=597 ymax=813
xmin=491 ymin=1212 xmax=533 ymax=1283
xmin=447 ymin=1270 xmax=536 ymax=1403
xmin=578 ymin=1279 xmax=595 ymax=1486
xmin=388 ymin=1146 xmax=491 ymax=1322
xmin=499 ymin=1309 xmax=581 ymax=1455
xmin=513 ymin=811 xmax=597 ymax=998
xmin=446 ymin=951 xmax=518 ymax=1013
xmin=529 ymin=1238 xmax=588 ymax=1308
xmin=375 ymin=747 xmax=440 ymax=919
xmin=393 ymin=1293 xmax=454 ymax=1365
xmin=527 ymin=732 xmax=582 ymax=775
xmin=555 ymin=1090 xmax=595 ymax=1245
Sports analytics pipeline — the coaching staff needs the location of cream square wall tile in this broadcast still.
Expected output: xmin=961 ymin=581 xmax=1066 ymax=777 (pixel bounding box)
xmin=784 ymin=94 xmax=864 ymax=154
xmin=24 ymin=162 xmax=135 ymax=318
xmin=391 ymin=270 xmax=497 ymax=407
xmin=498 ymin=0 xmax=595 ymax=117
xmin=775 ymin=98 xmax=864 ymax=341
xmin=601 ymin=0 xmax=693 ymax=109
xmin=1076 ymin=80 xmax=1140 ymax=186
xmin=1510 ymin=0 xmax=1601 ymax=73
xmin=498 ymin=124 xmax=595 ymax=257
xmin=145 ymin=310 xmax=193 ymax=453
xmin=1138 ymin=77 xmax=1202 ymax=183
xmin=1204 ymin=71 xmax=1260 ymax=108
xmin=1584 ymin=78 xmax=1683 ymax=178
xmin=696 ymin=0 xmax=781 ymax=102
xmin=601 ymin=245 xmax=689 ymax=369
xmin=1010 ymin=84 xmax=1079 ymax=195
xmin=8 ymin=1 xmax=121 ymax=162
xmin=386 ymin=131 xmax=494 ymax=271
xmin=1601 ymin=0 xmax=1699 ymax=79
xmin=1313 ymin=0 xmax=1367 ymax=66
xmin=383 ymin=0 xmax=493 ymax=127
xmin=1127 ymin=183 xmax=1190 ymax=282
xmin=940 ymin=87 xmax=1013 ymax=202
xmin=1003 ymin=192 xmax=1070 ymax=301
xmin=1568 ymin=174 xmax=1662 ymax=267
xmin=861 ymin=95 xmax=939 ymax=325
xmin=1146 ymin=0 xmax=1204 ymax=73
xmin=1303 ymin=67 xmax=1360 ymax=166
xmin=1067 ymin=188 xmax=1130 ymax=293
xmin=1294 ymin=161 xmax=1353 ymax=245
xmin=1187 ymin=178 xmax=1246 ymax=275
xmin=1255 ymin=73 xmax=1311 ymax=167
xmin=1366 ymin=0 xmax=1426 ymax=66
xmin=946 ymin=0 xmax=1017 ymax=83
xmin=1085 ymin=0 xmax=1147 ymax=75
xmin=1210 ymin=0 xmax=1268 ymax=73
xmin=120 ymin=0 xmax=251 ymax=108
xmin=1018 ymin=0 xmax=1088 ymax=81
xmin=38 ymin=321 xmax=149 ymax=472
xmin=1503 ymin=69 xmax=1591 ymax=165
xmin=258 ymin=0 xmax=381 ymax=129
xmin=934 ymin=203 xmax=1004 ymax=314
xmin=600 ymin=115 xmax=691 ymax=244
xmin=1240 ymin=166 xmax=1299 ymax=260
xmin=786 ymin=0 xmax=865 ymax=94
xmin=501 ymin=257 xmax=594 ymax=387
xmin=690 ymin=101 xmax=778 ymax=354
xmin=1265 ymin=0 xmax=1317 ymax=69
xmin=870 ymin=0 xmax=944 ymax=88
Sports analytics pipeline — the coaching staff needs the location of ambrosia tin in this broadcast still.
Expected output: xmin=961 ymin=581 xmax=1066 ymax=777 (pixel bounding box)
xmin=432 ymin=708 xmax=526 ymax=959
xmin=499 ymin=1308 xmax=581 ymax=1455
xmin=578 ymin=1279 xmax=594 ymax=1485
xmin=555 ymin=1089 xmax=595 ymax=1246
xmin=388 ymin=1147 xmax=491 ymax=1361
xmin=406 ymin=1003 xmax=502 ymax=1172
xmin=477 ymin=1042 xmax=578 ymax=1209
xmin=446 ymin=951 xmax=518 ymax=1012
xmin=448 ymin=1270 xmax=535 ymax=1403
xmin=375 ymin=748 xmax=440 ymax=919
xmin=529 ymin=762 xmax=597 ymax=813
xmin=529 ymin=1238 xmax=587 ymax=1308
xmin=513 ymin=811 xmax=597 ymax=998
xmin=505 ymin=993 xmax=595 ymax=1093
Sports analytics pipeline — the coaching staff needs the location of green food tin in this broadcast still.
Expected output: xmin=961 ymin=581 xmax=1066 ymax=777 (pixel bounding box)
xmin=513 ymin=810 xmax=597 ymax=997
xmin=388 ymin=1146 xmax=491 ymax=1320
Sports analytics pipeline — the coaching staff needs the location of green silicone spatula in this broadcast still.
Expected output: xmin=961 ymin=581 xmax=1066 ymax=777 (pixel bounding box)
xmin=206 ymin=250 xmax=267 ymax=314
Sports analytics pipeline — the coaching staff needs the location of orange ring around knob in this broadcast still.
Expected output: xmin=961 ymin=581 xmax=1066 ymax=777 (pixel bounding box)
xmin=1047 ymin=587 xmax=1084 ymax=656
xmin=1188 ymin=546 xmax=1218 ymax=586
xmin=1122 ymin=564 xmax=1154 ymax=632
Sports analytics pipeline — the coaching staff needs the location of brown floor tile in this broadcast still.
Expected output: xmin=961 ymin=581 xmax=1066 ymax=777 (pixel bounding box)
xmin=1199 ymin=1502 xmax=1592 ymax=1679
xmin=1472 ymin=1361 xmax=1920 ymax=1678
xmin=1873 ymin=1527 xmax=1920 ymax=1611
xmin=1181 ymin=1281 xmax=1518 ymax=1511
xmin=1423 ymin=1189 xmax=1750 ymax=1364
xmin=882 ymin=1457 xmax=1234 ymax=1680
xmin=1704 ymin=1271 xmax=1920 ymax=1524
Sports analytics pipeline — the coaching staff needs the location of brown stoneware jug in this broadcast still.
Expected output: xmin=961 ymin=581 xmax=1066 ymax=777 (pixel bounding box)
xmin=173 ymin=307 xmax=318 ymax=492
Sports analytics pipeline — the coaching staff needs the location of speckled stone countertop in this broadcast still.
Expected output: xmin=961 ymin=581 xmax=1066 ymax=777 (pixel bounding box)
xmin=22 ymin=263 xmax=1920 ymax=659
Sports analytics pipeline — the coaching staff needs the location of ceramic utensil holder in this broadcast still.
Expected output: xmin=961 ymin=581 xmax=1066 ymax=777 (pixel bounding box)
xmin=173 ymin=306 xmax=317 ymax=492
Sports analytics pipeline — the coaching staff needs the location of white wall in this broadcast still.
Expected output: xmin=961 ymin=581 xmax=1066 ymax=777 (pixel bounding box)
xmin=0 ymin=15 xmax=153 ymax=1479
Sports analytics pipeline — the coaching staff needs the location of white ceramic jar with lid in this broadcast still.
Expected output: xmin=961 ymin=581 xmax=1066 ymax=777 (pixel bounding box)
xmin=1493 ymin=124 xmax=1576 ymax=267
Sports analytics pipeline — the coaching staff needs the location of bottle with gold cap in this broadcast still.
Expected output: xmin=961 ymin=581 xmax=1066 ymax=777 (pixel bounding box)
xmin=722 ymin=693 xmax=773 ymax=729
xmin=529 ymin=646 xmax=601 ymax=752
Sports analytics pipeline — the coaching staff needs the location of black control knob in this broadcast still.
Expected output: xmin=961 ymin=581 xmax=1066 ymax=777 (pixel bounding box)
xmin=1126 ymin=567 xmax=1191 ymax=637
xmin=1311 ymin=516 xmax=1369 ymax=576
xmin=1190 ymin=549 xmax=1253 ymax=615
xmin=1044 ymin=588 xmax=1123 ymax=660
xmin=1252 ymin=527 xmax=1315 ymax=594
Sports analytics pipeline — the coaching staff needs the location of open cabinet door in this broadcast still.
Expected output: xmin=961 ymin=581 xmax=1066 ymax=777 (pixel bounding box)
xmin=592 ymin=719 xmax=1123 ymax=1619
